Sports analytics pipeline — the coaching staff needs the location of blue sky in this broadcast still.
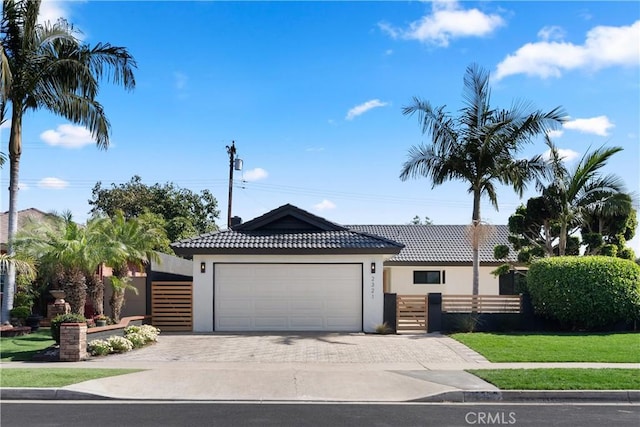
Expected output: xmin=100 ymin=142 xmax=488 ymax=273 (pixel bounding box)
xmin=1 ymin=0 xmax=639 ymax=251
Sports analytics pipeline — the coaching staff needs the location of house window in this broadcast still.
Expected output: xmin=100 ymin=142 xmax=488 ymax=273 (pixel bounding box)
xmin=413 ymin=270 xmax=443 ymax=284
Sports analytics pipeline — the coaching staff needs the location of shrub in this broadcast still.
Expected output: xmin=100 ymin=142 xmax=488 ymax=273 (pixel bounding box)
xmin=125 ymin=332 xmax=147 ymax=348
xmin=88 ymin=339 xmax=112 ymax=356
xmin=527 ymin=256 xmax=640 ymax=330
xmin=9 ymin=306 xmax=31 ymax=319
xmin=125 ymin=324 xmax=160 ymax=343
xmin=50 ymin=313 xmax=86 ymax=343
xmin=107 ymin=336 xmax=133 ymax=353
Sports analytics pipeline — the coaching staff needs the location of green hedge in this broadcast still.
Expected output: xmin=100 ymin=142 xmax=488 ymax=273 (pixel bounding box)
xmin=527 ymin=256 xmax=640 ymax=330
xmin=50 ymin=313 xmax=86 ymax=344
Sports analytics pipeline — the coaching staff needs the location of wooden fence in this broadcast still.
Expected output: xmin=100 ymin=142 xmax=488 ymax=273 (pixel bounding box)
xmin=396 ymin=295 xmax=427 ymax=331
xmin=151 ymin=281 xmax=193 ymax=331
xmin=441 ymin=295 xmax=522 ymax=313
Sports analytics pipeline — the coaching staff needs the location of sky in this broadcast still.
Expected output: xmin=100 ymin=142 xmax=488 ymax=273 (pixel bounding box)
xmin=1 ymin=0 xmax=639 ymax=252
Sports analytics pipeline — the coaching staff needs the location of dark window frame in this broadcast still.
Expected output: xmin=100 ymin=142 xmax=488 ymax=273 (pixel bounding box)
xmin=413 ymin=270 xmax=443 ymax=285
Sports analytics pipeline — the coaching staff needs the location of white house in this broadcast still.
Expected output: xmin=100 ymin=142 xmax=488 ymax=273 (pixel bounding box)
xmin=171 ymin=204 xmax=518 ymax=333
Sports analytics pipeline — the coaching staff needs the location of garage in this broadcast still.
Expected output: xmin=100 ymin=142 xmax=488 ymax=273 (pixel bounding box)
xmin=171 ymin=204 xmax=403 ymax=333
xmin=215 ymin=263 xmax=362 ymax=331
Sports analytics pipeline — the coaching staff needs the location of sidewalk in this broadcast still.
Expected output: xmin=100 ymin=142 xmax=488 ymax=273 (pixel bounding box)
xmin=2 ymin=333 xmax=639 ymax=403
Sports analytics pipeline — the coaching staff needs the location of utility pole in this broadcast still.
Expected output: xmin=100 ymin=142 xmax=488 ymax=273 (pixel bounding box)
xmin=226 ymin=141 xmax=242 ymax=229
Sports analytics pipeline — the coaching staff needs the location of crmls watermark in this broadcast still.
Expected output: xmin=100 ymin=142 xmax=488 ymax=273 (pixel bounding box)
xmin=465 ymin=411 xmax=517 ymax=425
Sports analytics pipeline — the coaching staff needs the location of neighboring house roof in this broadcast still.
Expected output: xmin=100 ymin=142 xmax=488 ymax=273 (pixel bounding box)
xmin=347 ymin=224 xmax=517 ymax=265
xmin=172 ymin=204 xmax=404 ymax=256
xmin=0 ymin=208 xmax=56 ymax=250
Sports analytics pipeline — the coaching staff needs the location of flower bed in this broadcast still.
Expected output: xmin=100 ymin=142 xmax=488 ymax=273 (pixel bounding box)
xmin=87 ymin=324 xmax=160 ymax=356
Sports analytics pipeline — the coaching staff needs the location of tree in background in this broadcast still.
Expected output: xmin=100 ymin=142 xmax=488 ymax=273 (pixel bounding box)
xmin=409 ymin=215 xmax=433 ymax=225
xmin=89 ymin=175 xmax=220 ymax=245
xmin=400 ymin=63 xmax=565 ymax=295
xmin=497 ymin=139 xmax=635 ymax=263
xmin=1 ymin=0 xmax=136 ymax=322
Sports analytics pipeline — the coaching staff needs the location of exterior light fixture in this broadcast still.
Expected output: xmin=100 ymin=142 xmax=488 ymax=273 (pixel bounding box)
xmin=200 ymin=262 xmax=206 ymax=273
xmin=371 ymin=262 xmax=376 ymax=274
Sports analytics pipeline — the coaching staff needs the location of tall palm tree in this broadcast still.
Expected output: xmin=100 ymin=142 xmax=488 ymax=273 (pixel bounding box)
xmin=98 ymin=211 xmax=163 ymax=321
xmin=542 ymin=138 xmax=628 ymax=255
xmin=400 ymin=64 xmax=565 ymax=295
xmin=1 ymin=0 xmax=136 ymax=322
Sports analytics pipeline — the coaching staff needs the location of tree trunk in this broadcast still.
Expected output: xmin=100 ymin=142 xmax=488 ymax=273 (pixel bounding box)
xmin=1 ymin=108 xmax=22 ymax=323
xmin=558 ymin=221 xmax=567 ymax=256
xmin=86 ymin=274 xmax=104 ymax=316
xmin=62 ymin=268 xmax=87 ymax=315
xmin=471 ymin=190 xmax=481 ymax=298
xmin=110 ymin=288 xmax=124 ymax=323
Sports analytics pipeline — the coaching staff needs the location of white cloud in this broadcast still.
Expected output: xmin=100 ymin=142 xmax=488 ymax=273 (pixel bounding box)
xmin=38 ymin=0 xmax=70 ymax=24
xmin=0 ymin=119 xmax=10 ymax=130
xmin=243 ymin=168 xmax=268 ymax=182
xmin=495 ymin=20 xmax=640 ymax=80
xmin=379 ymin=0 xmax=504 ymax=47
xmin=305 ymin=147 xmax=325 ymax=152
xmin=18 ymin=182 xmax=29 ymax=191
xmin=384 ymin=49 xmax=394 ymax=56
xmin=346 ymin=99 xmax=388 ymax=120
xmin=314 ymin=199 xmax=336 ymax=211
xmin=40 ymin=124 xmax=94 ymax=148
xmin=38 ymin=177 xmax=69 ymax=190
xmin=546 ymin=129 xmax=564 ymax=139
xmin=537 ymin=25 xmax=566 ymax=42
xmin=542 ymin=148 xmax=580 ymax=163
xmin=563 ymin=116 xmax=614 ymax=136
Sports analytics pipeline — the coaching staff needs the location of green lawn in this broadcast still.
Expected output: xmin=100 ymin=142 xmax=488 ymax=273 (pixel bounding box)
xmin=0 ymin=368 xmax=141 ymax=387
xmin=468 ymin=368 xmax=640 ymax=390
xmin=0 ymin=329 xmax=55 ymax=361
xmin=451 ymin=332 xmax=640 ymax=362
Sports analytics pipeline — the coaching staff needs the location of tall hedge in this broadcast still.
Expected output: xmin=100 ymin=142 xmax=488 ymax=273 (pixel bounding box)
xmin=527 ymin=256 xmax=640 ymax=330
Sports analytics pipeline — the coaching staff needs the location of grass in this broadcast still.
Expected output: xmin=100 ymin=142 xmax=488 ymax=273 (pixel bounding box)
xmin=0 ymin=329 xmax=55 ymax=361
xmin=0 ymin=368 xmax=142 ymax=387
xmin=468 ymin=368 xmax=640 ymax=390
xmin=451 ymin=332 xmax=640 ymax=363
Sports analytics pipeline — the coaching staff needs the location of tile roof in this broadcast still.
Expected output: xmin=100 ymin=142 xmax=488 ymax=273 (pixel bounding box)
xmin=347 ymin=224 xmax=517 ymax=264
xmin=171 ymin=229 xmax=404 ymax=255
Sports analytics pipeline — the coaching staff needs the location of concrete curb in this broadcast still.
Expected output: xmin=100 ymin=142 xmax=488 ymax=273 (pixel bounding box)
xmin=415 ymin=390 xmax=640 ymax=403
xmin=3 ymin=387 xmax=639 ymax=403
xmin=1 ymin=388 xmax=113 ymax=401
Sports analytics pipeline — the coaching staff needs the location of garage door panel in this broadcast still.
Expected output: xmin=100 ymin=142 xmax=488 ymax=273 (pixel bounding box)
xmin=215 ymin=264 xmax=362 ymax=331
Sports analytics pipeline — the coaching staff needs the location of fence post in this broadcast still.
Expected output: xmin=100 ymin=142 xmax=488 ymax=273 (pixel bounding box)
xmin=427 ymin=293 xmax=442 ymax=333
xmin=383 ymin=293 xmax=397 ymax=333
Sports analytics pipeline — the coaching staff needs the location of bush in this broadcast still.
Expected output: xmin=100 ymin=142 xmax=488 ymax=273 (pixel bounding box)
xmin=125 ymin=324 xmax=160 ymax=343
xmin=527 ymin=256 xmax=640 ymax=330
xmin=50 ymin=313 xmax=86 ymax=344
xmin=88 ymin=339 xmax=112 ymax=356
xmin=9 ymin=306 xmax=31 ymax=320
xmin=125 ymin=332 xmax=147 ymax=348
xmin=107 ymin=336 xmax=133 ymax=353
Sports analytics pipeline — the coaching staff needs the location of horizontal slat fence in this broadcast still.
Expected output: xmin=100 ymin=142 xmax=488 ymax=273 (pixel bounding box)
xmin=151 ymin=281 xmax=193 ymax=331
xmin=396 ymin=295 xmax=427 ymax=331
xmin=442 ymin=295 xmax=522 ymax=313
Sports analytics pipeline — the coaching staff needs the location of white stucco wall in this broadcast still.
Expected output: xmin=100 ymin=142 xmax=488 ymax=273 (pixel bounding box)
xmin=191 ymin=254 xmax=389 ymax=333
xmin=385 ymin=265 xmax=500 ymax=295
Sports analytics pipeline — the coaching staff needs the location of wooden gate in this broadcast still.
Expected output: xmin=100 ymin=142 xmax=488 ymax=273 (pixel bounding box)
xmin=151 ymin=281 xmax=193 ymax=331
xmin=396 ymin=295 xmax=427 ymax=332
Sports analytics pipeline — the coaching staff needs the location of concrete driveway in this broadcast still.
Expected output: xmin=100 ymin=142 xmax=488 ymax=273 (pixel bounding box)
xmin=99 ymin=332 xmax=489 ymax=364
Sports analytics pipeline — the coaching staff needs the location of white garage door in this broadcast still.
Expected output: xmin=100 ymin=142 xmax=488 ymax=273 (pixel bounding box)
xmin=215 ymin=263 xmax=362 ymax=331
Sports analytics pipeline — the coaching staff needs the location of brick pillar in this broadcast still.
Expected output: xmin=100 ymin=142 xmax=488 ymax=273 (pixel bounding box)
xmin=59 ymin=323 xmax=87 ymax=362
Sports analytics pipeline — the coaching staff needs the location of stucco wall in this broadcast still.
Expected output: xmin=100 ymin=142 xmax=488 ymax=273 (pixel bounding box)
xmin=103 ymin=276 xmax=147 ymax=318
xmin=385 ymin=265 xmax=500 ymax=295
xmin=192 ymin=254 xmax=389 ymax=333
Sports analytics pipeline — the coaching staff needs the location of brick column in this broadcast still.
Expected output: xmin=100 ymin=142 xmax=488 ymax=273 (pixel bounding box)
xmin=59 ymin=323 xmax=87 ymax=362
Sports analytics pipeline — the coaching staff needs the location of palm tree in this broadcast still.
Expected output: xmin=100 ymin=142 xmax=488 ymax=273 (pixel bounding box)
xmin=1 ymin=0 xmax=136 ymax=322
xmin=400 ymin=64 xmax=565 ymax=295
xmin=98 ymin=211 xmax=163 ymax=321
xmin=14 ymin=212 xmax=104 ymax=314
xmin=542 ymin=138 xmax=628 ymax=255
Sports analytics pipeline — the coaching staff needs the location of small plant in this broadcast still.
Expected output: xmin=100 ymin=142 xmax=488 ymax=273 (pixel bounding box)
xmin=50 ymin=313 xmax=86 ymax=343
xmin=125 ymin=324 xmax=160 ymax=343
xmin=375 ymin=322 xmax=394 ymax=335
xmin=107 ymin=336 xmax=133 ymax=353
xmin=125 ymin=332 xmax=147 ymax=348
xmin=94 ymin=314 xmax=108 ymax=321
xmin=88 ymin=339 xmax=112 ymax=356
xmin=10 ymin=306 xmax=31 ymax=320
